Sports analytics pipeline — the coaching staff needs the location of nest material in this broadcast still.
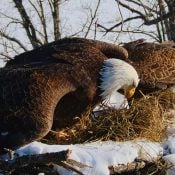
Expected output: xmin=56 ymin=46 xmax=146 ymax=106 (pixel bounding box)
xmin=45 ymin=90 xmax=175 ymax=144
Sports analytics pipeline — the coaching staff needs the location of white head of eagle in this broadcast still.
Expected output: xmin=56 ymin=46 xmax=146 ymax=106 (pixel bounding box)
xmin=99 ymin=58 xmax=139 ymax=100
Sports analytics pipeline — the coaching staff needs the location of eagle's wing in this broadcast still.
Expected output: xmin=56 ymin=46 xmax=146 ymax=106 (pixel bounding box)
xmin=0 ymin=43 xmax=108 ymax=152
xmin=6 ymin=38 xmax=128 ymax=68
xmin=0 ymin=63 xmax=78 ymax=152
xmin=123 ymin=40 xmax=175 ymax=92
xmin=135 ymin=50 xmax=175 ymax=90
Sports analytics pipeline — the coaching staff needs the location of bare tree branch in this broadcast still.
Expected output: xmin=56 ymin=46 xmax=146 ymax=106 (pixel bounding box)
xmin=117 ymin=0 xmax=174 ymax=26
xmin=0 ymin=150 xmax=70 ymax=172
xmin=0 ymin=11 xmax=21 ymax=23
xmin=164 ymin=0 xmax=175 ymax=41
xmin=115 ymin=0 xmax=124 ymax=41
xmin=124 ymin=0 xmax=158 ymax=14
xmin=97 ymin=16 xmax=142 ymax=33
xmin=48 ymin=0 xmax=61 ymax=40
xmin=144 ymin=12 xmax=173 ymax=25
xmin=97 ymin=26 xmax=159 ymax=42
xmin=0 ymin=53 xmax=12 ymax=60
xmin=0 ymin=149 xmax=87 ymax=175
xmin=158 ymin=0 xmax=166 ymax=41
xmin=84 ymin=0 xmax=101 ymax=38
xmin=117 ymin=0 xmax=147 ymax=18
xmin=97 ymin=0 xmax=174 ymax=39
xmin=37 ymin=0 xmax=49 ymax=43
xmin=28 ymin=0 xmax=48 ymax=44
xmin=13 ymin=0 xmax=42 ymax=48
xmin=0 ymin=30 xmax=28 ymax=51
xmin=53 ymin=0 xmax=61 ymax=40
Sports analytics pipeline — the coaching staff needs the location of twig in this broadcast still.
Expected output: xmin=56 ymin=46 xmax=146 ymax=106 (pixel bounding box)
xmin=0 ymin=30 xmax=28 ymax=52
xmin=59 ymin=161 xmax=86 ymax=175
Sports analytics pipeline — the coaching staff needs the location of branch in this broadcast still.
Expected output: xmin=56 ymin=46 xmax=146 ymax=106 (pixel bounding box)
xmin=117 ymin=0 xmax=173 ymax=25
xmin=144 ymin=12 xmax=173 ymax=25
xmin=84 ymin=0 xmax=101 ymax=38
xmin=124 ymin=0 xmax=158 ymax=14
xmin=0 ymin=149 xmax=88 ymax=175
xmin=0 ymin=41 xmax=22 ymax=55
xmin=70 ymin=14 xmax=89 ymax=37
xmin=28 ymin=0 xmax=48 ymax=44
xmin=0 ymin=149 xmax=74 ymax=174
xmin=48 ymin=0 xmax=61 ymax=40
xmin=117 ymin=0 xmax=147 ymax=18
xmin=59 ymin=161 xmax=86 ymax=175
xmin=0 ymin=53 xmax=13 ymax=60
xmin=98 ymin=0 xmax=174 ymax=34
xmin=37 ymin=0 xmax=48 ymax=43
xmin=115 ymin=0 xmax=124 ymax=40
xmin=0 ymin=30 xmax=28 ymax=51
xmin=97 ymin=27 xmax=159 ymax=41
xmin=97 ymin=16 xmax=143 ymax=33
xmin=13 ymin=0 xmax=42 ymax=48
xmin=0 ymin=11 xmax=22 ymax=23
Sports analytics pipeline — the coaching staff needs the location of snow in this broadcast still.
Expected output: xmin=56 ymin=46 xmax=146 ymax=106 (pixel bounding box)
xmin=1 ymin=140 xmax=163 ymax=175
xmin=163 ymin=154 xmax=175 ymax=175
xmin=1 ymin=92 xmax=175 ymax=175
xmin=92 ymin=91 xmax=128 ymax=117
xmin=2 ymin=137 xmax=173 ymax=175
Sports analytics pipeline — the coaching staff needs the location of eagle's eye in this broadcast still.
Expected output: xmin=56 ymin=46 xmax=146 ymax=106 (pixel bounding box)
xmin=118 ymin=88 xmax=125 ymax=95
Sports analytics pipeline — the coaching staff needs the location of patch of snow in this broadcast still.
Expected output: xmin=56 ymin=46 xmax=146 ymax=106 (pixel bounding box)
xmin=0 ymin=140 xmax=162 ymax=175
xmin=93 ymin=91 xmax=128 ymax=118
xmin=164 ymin=136 xmax=175 ymax=154
xmin=163 ymin=154 xmax=175 ymax=175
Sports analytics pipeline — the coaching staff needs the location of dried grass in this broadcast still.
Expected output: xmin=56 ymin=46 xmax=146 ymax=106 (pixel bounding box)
xmin=45 ymin=90 xmax=175 ymax=145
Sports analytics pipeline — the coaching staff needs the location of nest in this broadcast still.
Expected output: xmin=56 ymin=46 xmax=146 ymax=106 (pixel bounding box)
xmin=44 ymin=90 xmax=175 ymax=144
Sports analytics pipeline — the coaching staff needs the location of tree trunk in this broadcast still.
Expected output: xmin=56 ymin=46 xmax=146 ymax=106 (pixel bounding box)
xmin=165 ymin=0 xmax=175 ymax=41
xmin=53 ymin=0 xmax=61 ymax=40
xmin=13 ymin=0 xmax=41 ymax=48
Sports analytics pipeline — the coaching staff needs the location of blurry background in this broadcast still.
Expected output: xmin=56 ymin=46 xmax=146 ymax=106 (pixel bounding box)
xmin=0 ymin=0 xmax=174 ymax=66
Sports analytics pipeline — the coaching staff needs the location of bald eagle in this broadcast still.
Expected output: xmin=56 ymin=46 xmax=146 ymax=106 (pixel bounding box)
xmin=0 ymin=38 xmax=139 ymax=153
xmin=123 ymin=39 xmax=175 ymax=96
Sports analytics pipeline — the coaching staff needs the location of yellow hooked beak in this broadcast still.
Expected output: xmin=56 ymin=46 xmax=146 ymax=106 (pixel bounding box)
xmin=124 ymin=86 xmax=136 ymax=100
